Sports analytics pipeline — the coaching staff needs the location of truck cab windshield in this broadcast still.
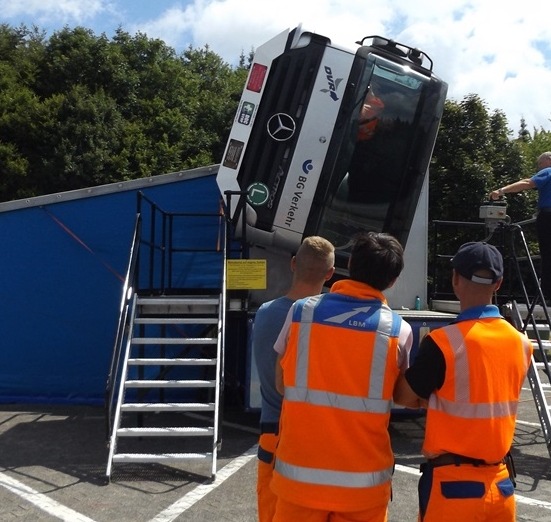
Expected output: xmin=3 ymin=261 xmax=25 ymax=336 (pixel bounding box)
xmin=316 ymin=59 xmax=431 ymax=257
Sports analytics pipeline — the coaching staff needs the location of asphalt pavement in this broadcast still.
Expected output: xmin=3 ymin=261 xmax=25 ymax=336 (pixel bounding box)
xmin=0 ymin=380 xmax=550 ymax=521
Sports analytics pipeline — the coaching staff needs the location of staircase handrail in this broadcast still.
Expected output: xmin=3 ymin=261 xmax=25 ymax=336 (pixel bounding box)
xmin=215 ymin=201 xmax=229 ymax=451
xmin=105 ymin=189 xmax=234 ymax=445
xmin=506 ymin=222 xmax=551 ymax=379
xmin=137 ymin=190 xmax=227 ymax=294
xmin=104 ymin=212 xmax=142 ymax=440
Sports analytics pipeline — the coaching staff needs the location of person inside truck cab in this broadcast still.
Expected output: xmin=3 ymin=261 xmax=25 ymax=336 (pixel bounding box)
xmin=357 ymin=86 xmax=385 ymax=141
xmin=346 ymin=82 xmax=394 ymax=205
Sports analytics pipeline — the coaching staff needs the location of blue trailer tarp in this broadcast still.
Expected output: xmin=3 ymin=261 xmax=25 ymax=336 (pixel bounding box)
xmin=0 ymin=166 xmax=222 ymax=405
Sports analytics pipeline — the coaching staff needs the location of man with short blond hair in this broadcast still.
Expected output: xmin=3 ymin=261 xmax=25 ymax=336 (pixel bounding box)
xmin=252 ymin=236 xmax=335 ymax=522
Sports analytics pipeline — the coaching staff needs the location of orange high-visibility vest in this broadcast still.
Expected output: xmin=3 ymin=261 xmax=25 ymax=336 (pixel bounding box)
xmin=423 ymin=318 xmax=533 ymax=462
xmin=271 ymin=280 xmax=402 ymax=512
xmin=357 ymin=93 xmax=384 ymax=141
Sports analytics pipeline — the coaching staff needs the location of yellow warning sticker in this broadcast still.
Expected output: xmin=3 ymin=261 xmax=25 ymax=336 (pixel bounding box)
xmin=226 ymin=259 xmax=267 ymax=289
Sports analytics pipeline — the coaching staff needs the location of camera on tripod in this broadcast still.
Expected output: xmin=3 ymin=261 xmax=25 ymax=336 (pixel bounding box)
xmin=479 ymin=200 xmax=509 ymax=231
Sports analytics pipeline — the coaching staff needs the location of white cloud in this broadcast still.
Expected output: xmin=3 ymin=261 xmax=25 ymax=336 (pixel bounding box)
xmin=2 ymin=0 xmax=551 ymax=131
xmin=0 ymin=0 xmax=110 ymax=24
xmin=128 ymin=6 xmax=194 ymax=49
xmin=132 ymin=0 xmax=551 ymax=131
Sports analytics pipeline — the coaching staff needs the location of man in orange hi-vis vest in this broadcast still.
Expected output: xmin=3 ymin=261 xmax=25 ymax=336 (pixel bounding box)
xmin=271 ymin=231 xmax=413 ymax=522
xmin=394 ymin=241 xmax=533 ymax=521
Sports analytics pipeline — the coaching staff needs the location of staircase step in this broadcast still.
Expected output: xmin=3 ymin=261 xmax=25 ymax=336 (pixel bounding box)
xmin=532 ymin=340 xmax=551 ymax=358
xmin=137 ymin=297 xmax=220 ymax=316
xmin=128 ymin=357 xmax=217 ymax=366
xmin=117 ymin=426 xmax=214 ymax=437
xmin=134 ymin=317 xmax=218 ymax=324
xmin=121 ymin=402 xmax=215 ymax=412
xmin=514 ymin=303 xmax=549 ymax=322
xmin=132 ymin=337 xmax=217 ymax=345
xmin=125 ymin=379 xmax=216 ymax=388
xmin=137 ymin=297 xmax=220 ymax=306
xmin=112 ymin=452 xmax=212 ymax=463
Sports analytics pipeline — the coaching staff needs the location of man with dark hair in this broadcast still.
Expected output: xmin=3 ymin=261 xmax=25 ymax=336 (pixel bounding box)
xmin=252 ymin=236 xmax=335 ymax=522
xmin=394 ymin=241 xmax=533 ymax=521
xmin=271 ymin=231 xmax=412 ymax=522
xmin=348 ymin=229 xmax=404 ymax=289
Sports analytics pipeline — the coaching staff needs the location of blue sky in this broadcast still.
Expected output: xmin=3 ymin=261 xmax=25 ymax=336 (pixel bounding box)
xmin=2 ymin=0 xmax=551 ymax=134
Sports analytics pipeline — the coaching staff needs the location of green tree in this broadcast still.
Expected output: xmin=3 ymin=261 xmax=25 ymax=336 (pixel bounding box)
xmin=517 ymin=127 xmax=551 ymax=169
xmin=180 ymin=45 xmax=249 ymax=165
xmin=430 ymin=95 xmax=523 ymax=224
xmin=427 ymin=94 xmax=526 ymax=297
xmin=39 ymin=86 xmax=129 ymax=193
xmin=0 ymin=24 xmax=249 ymax=201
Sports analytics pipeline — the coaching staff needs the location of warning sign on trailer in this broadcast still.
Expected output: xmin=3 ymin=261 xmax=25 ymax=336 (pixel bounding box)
xmin=226 ymin=259 xmax=267 ymax=289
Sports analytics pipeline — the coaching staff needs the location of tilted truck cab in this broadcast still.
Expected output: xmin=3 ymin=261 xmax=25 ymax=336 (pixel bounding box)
xmin=216 ymin=26 xmax=454 ymax=410
xmin=217 ymin=24 xmax=448 ymax=273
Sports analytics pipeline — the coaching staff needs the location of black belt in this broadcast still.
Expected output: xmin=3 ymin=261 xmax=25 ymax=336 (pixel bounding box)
xmin=260 ymin=422 xmax=279 ymax=434
xmin=428 ymin=453 xmax=506 ymax=468
xmin=257 ymin=445 xmax=274 ymax=464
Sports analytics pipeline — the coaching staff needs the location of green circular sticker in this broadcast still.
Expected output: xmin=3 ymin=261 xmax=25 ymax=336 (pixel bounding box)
xmin=247 ymin=182 xmax=270 ymax=206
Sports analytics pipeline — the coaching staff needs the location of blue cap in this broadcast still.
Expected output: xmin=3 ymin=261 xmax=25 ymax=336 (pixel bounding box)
xmin=451 ymin=242 xmax=503 ymax=284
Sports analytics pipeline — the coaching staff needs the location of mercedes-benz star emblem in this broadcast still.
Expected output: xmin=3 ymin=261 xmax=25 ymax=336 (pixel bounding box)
xmin=267 ymin=113 xmax=296 ymax=142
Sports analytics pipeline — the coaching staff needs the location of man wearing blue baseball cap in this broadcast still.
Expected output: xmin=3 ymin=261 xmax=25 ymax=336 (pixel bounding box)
xmin=451 ymin=241 xmax=504 ymax=285
xmin=394 ymin=241 xmax=533 ymax=521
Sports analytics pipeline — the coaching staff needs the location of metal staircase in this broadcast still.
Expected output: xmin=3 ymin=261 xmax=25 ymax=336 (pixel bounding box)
xmin=105 ymin=192 xmax=229 ymax=481
xmin=507 ymin=299 xmax=551 ymax=457
xmin=505 ymin=220 xmax=551 ymax=458
xmin=106 ymin=293 xmax=224 ymax=479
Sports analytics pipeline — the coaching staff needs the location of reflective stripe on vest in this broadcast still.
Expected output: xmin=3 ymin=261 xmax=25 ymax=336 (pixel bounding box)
xmin=284 ymin=296 xmax=397 ymax=414
xmin=275 ymin=458 xmax=394 ymax=488
xmin=428 ymin=323 xmax=532 ymax=418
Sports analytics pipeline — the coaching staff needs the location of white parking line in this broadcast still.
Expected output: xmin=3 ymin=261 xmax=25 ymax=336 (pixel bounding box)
xmin=395 ymin=464 xmax=551 ymax=510
xmin=0 ymin=471 xmax=97 ymax=522
xmin=0 ymin=444 xmax=258 ymax=522
xmin=148 ymin=444 xmax=258 ymax=522
xmin=517 ymin=419 xmax=544 ymax=428
xmin=2 ymin=446 xmax=548 ymax=520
